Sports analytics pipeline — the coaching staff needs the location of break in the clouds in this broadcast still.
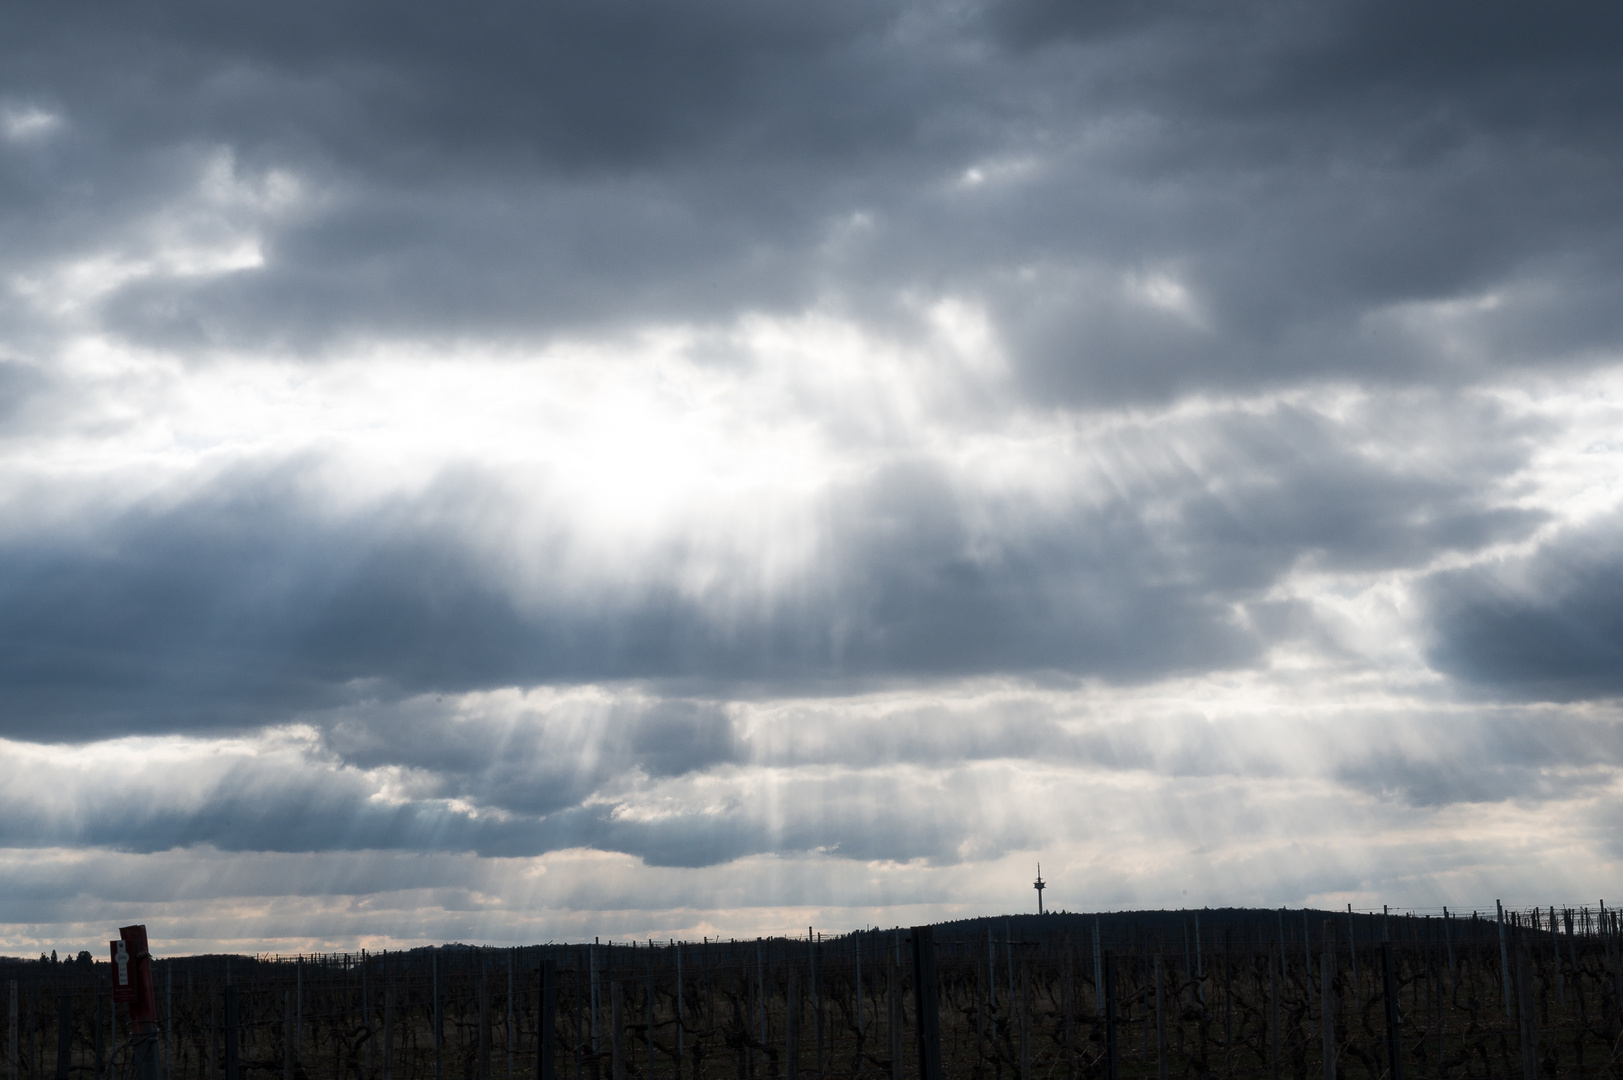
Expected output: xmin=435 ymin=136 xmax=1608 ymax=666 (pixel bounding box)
xmin=2 ymin=0 xmax=1623 ymax=953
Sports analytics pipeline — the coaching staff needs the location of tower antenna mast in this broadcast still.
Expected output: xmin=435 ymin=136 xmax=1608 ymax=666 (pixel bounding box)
xmin=1033 ymin=864 xmax=1046 ymax=915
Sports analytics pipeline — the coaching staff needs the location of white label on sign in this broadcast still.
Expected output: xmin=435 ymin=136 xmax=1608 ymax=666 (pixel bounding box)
xmin=116 ymin=940 xmax=129 ymax=985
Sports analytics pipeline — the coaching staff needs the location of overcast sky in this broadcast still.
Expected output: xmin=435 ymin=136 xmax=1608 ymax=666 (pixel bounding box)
xmin=3 ymin=0 xmax=1623 ymax=955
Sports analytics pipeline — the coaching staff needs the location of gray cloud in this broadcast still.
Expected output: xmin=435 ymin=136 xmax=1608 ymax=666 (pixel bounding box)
xmin=320 ymin=695 xmax=740 ymax=817
xmin=5 ymin=695 xmax=1620 ymax=871
xmin=0 ymin=359 xmax=52 ymax=431
xmin=1425 ymin=513 xmax=1623 ymax=702
xmin=0 ymin=2 xmax=1617 ymax=401
xmin=0 ymin=0 xmax=937 ymax=351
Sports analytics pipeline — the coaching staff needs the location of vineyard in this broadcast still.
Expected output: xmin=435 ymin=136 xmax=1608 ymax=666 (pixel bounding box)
xmin=4 ymin=904 xmax=1622 ymax=1080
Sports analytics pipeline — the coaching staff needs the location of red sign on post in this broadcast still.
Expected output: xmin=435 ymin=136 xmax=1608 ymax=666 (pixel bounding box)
xmin=112 ymin=924 xmax=158 ymax=1026
xmin=110 ymin=938 xmax=136 ymax=1003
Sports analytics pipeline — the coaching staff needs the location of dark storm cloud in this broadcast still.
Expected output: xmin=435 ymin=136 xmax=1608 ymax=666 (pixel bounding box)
xmin=1 ymin=2 xmax=1619 ymax=398
xmin=1424 ymin=513 xmax=1623 ymax=702
xmin=962 ymin=0 xmax=1623 ymax=401
xmin=0 ymin=0 xmax=935 ymax=350
xmin=0 ymin=396 xmax=1541 ymax=741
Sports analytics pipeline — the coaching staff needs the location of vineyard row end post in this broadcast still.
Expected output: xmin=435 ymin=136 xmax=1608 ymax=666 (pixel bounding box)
xmin=1514 ymin=939 xmax=1537 ymax=1080
xmin=610 ymin=981 xmax=624 ymax=1080
xmin=1102 ymin=951 xmax=1118 ymax=1080
xmin=787 ymin=968 xmax=800 ymax=1080
xmin=383 ymin=984 xmax=396 ymax=1080
xmin=283 ymin=992 xmax=293 ymax=1080
xmin=1381 ymin=942 xmax=1402 ymax=1080
xmin=1154 ymin=955 xmax=1167 ymax=1080
xmin=538 ymin=958 xmax=556 ymax=1080
xmin=910 ymin=927 xmax=942 ymax=1080
xmin=54 ymin=994 xmax=69 ymax=1080
xmin=223 ymin=986 xmax=239 ymax=1080
xmin=1320 ymin=921 xmax=1335 ymax=1080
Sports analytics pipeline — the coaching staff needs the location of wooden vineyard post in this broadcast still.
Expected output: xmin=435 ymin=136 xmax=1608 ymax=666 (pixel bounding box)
xmin=675 ymin=946 xmax=685 ymax=1080
xmin=812 ymin=933 xmax=823 ymax=1080
xmin=1223 ymin=933 xmax=1234 ymax=1079
xmin=888 ymin=947 xmax=903 ymax=1080
xmin=910 ymin=927 xmax=942 ymax=1080
xmin=208 ymin=988 xmax=218 ymax=1080
xmin=1102 ymin=952 xmax=1118 ymax=1080
xmin=9 ymin=980 xmax=17 ymax=1080
xmin=590 ymin=945 xmax=600 ymax=1070
xmin=1445 ymin=908 xmax=1458 ymax=992
xmin=787 ymin=970 xmax=800 ymax=1080
xmin=1320 ymin=922 xmax=1335 ymax=1080
xmin=1346 ymin=906 xmax=1359 ymax=996
xmin=988 ymin=927 xmax=997 ymax=1011
xmin=164 ymin=964 xmax=172 ymax=1080
xmin=384 ymin=984 xmax=396 ymax=1080
xmin=1002 ymin=924 xmax=1011 ymax=1014
xmin=1601 ymin=904 xmax=1612 ymax=1024
xmin=283 ymin=992 xmax=293 ymax=1080
xmin=1277 ymin=910 xmax=1289 ymax=1010
xmin=431 ymin=948 xmax=444 ymax=1078
xmin=1497 ymin=901 xmax=1512 ymax=1018
xmin=1062 ymin=944 xmax=1075 ymax=1080
xmin=975 ymin=983 xmax=986 ymax=1077
xmin=1514 ymin=940 xmax=1537 ymax=1080
xmin=857 ymin=934 xmax=865 ymax=1048
xmin=1195 ymin=915 xmax=1204 ymax=1010
xmin=1380 ymin=943 xmax=1402 ymax=1080
xmin=1550 ymin=906 xmax=1565 ymax=1006
xmin=537 ymin=958 xmax=556 ymax=1080
xmin=481 ymin=960 xmax=493 ymax=1080
xmin=756 ymin=942 xmax=766 ymax=1078
xmin=1609 ymin=906 xmax=1623 ymax=1026
xmin=1301 ymin=912 xmax=1313 ymax=1042
xmin=1154 ymin=956 xmax=1167 ymax=1080
xmin=363 ymin=954 xmax=371 ymax=1077
xmin=53 ymin=993 xmax=69 ymax=1080
xmin=1095 ymin=923 xmax=1106 ymax=1020
xmin=1430 ymin=933 xmax=1443 ymax=1071
xmin=95 ymin=989 xmax=105 ymax=1080
xmin=1614 ymin=907 xmax=1623 ymax=1023
xmin=224 ymin=986 xmax=239 ymax=1080
xmin=1269 ymin=949 xmax=1280 ymax=1080
xmin=610 ymin=982 xmax=624 ymax=1080
xmin=1565 ymin=909 xmax=1578 ymax=1014
xmin=1018 ymin=963 xmax=1030 ymax=1080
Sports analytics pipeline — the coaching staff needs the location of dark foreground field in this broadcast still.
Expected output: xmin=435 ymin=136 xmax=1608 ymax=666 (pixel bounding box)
xmin=4 ymin=904 xmax=1619 ymax=1080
